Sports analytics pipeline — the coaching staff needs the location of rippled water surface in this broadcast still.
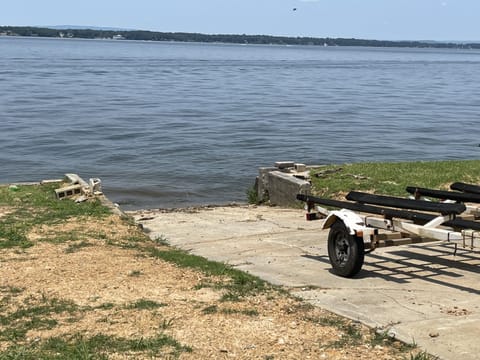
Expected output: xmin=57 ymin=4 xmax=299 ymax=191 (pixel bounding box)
xmin=1 ymin=37 xmax=480 ymax=209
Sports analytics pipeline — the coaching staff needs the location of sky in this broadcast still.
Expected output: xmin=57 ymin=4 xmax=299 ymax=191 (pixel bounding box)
xmin=1 ymin=0 xmax=480 ymax=42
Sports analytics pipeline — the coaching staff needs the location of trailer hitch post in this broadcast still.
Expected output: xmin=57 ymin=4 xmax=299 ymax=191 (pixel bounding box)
xmin=305 ymin=200 xmax=318 ymax=221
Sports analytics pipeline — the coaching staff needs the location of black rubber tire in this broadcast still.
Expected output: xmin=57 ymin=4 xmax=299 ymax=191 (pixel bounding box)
xmin=327 ymin=220 xmax=365 ymax=277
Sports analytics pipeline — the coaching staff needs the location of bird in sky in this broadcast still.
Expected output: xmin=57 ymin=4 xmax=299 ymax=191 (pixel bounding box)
xmin=293 ymin=8 xmax=297 ymax=11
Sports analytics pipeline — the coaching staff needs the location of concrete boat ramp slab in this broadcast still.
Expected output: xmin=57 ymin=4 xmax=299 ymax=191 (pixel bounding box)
xmin=129 ymin=205 xmax=480 ymax=360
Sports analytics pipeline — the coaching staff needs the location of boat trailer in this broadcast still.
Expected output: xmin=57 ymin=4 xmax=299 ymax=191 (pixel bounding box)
xmin=296 ymin=182 xmax=480 ymax=278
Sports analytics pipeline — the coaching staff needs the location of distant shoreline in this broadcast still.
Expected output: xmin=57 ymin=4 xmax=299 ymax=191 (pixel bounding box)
xmin=1 ymin=25 xmax=480 ymax=49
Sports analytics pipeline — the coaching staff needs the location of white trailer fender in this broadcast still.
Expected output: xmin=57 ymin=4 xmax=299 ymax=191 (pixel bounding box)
xmin=322 ymin=208 xmax=365 ymax=235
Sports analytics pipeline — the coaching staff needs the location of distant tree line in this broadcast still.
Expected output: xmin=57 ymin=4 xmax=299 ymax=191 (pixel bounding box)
xmin=1 ymin=25 xmax=479 ymax=49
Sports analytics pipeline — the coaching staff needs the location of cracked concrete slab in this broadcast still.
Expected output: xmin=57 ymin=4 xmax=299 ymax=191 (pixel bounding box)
xmin=130 ymin=205 xmax=480 ymax=360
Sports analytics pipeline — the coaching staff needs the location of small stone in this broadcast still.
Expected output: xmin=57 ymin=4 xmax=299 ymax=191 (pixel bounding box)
xmin=429 ymin=332 xmax=440 ymax=338
xmin=387 ymin=328 xmax=397 ymax=338
xmin=75 ymin=195 xmax=88 ymax=203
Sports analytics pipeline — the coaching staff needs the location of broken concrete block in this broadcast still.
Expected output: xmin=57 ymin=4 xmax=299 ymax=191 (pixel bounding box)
xmin=40 ymin=179 xmax=63 ymax=185
xmin=65 ymin=173 xmax=89 ymax=187
xmin=275 ymin=161 xmax=295 ymax=170
xmin=89 ymin=178 xmax=102 ymax=195
xmin=55 ymin=184 xmax=83 ymax=200
xmin=294 ymin=163 xmax=307 ymax=172
xmin=267 ymin=171 xmax=310 ymax=207
xmin=75 ymin=195 xmax=88 ymax=203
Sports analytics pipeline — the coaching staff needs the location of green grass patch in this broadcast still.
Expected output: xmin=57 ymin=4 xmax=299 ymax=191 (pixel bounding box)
xmin=0 ymin=297 xmax=80 ymax=342
xmin=0 ymin=182 xmax=111 ymax=249
xmin=0 ymin=183 xmax=110 ymax=219
xmin=306 ymin=314 xmax=420 ymax=356
xmin=0 ymin=333 xmax=192 ymax=359
xmin=310 ymin=160 xmax=480 ymax=199
xmin=145 ymin=246 xmax=268 ymax=300
xmin=201 ymin=305 xmax=258 ymax=316
xmin=105 ymin=230 xmax=150 ymax=249
xmin=0 ymin=226 xmax=33 ymax=249
xmin=202 ymin=305 xmax=218 ymax=314
xmin=94 ymin=302 xmax=115 ymax=311
xmin=221 ymin=308 xmax=259 ymax=316
xmin=0 ymin=287 xmax=24 ymax=311
xmin=409 ymin=351 xmax=439 ymax=360
xmin=153 ymin=234 xmax=169 ymax=246
xmin=246 ymin=185 xmax=259 ymax=204
xmin=0 ymin=286 xmax=24 ymax=295
xmin=307 ymin=315 xmax=363 ymax=347
xmin=0 ymin=294 xmax=188 ymax=358
xmin=125 ymin=299 xmax=167 ymax=310
xmin=64 ymin=240 xmax=93 ymax=253
xmin=370 ymin=329 xmax=415 ymax=352
xmin=39 ymin=230 xmax=83 ymax=245
xmin=159 ymin=318 xmax=175 ymax=330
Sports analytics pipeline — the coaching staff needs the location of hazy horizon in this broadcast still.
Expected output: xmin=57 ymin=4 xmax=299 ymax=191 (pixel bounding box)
xmin=2 ymin=1 xmax=480 ymax=42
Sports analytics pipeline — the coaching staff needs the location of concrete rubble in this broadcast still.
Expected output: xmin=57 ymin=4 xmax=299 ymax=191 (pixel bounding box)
xmin=54 ymin=173 xmax=103 ymax=202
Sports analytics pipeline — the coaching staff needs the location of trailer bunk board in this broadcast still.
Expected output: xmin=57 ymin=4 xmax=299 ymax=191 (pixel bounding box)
xmin=405 ymin=186 xmax=480 ymax=203
xmin=345 ymin=191 xmax=466 ymax=215
xmin=451 ymin=182 xmax=480 ymax=195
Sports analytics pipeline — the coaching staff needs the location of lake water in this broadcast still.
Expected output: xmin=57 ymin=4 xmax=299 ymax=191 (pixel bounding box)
xmin=1 ymin=37 xmax=480 ymax=209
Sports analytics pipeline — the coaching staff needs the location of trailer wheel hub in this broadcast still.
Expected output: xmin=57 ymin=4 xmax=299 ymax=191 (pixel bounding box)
xmin=335 ymin=238 xmax=350 ymax=264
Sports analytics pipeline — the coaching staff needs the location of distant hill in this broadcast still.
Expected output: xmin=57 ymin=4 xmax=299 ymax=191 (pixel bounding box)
xmin=1 ymin=25 xmax=479 ymax=49
xmin=43 ymin=25 xmax=135 ymax=31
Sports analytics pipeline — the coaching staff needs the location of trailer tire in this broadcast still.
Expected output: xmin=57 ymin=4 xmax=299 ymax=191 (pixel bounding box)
xmin=327 ymin=220 xmax=365 ymax=277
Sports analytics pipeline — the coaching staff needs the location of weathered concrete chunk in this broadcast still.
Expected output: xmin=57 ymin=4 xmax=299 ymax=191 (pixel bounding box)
xmin=275 ymin=161 xmax=295 ymax=169
xmin=267 ymin=171 xmax=310 ymax=207
xmin=65 ymin=173 xmax=89 ymax=187
xmin=294 ymin=163 xmax=307 ymax=172
xmin=257 ymin=167 xmax=277 ymax=203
